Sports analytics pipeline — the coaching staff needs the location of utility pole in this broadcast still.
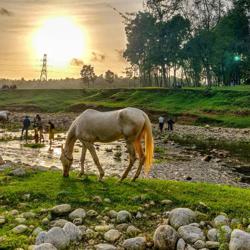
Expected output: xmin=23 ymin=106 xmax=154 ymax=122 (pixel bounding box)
xmin=40 ymin=54 xmax=47 ymax=81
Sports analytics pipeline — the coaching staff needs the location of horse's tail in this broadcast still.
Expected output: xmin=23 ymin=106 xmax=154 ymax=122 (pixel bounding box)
xmin=142 ymin=112 xmax=154 ymax=175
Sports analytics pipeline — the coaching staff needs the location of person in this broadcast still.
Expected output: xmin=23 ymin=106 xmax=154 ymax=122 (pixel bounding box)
xmin=167 ymin=117 xmax=175 ymax=131
xmin=21 ymin=116 xmax=31 ymax=142
xmin=48 ymin=121 xmax=55 ymax=149
xmin=34 ymin=114 xmax=44 ymax=143
xmin=158 ymin=116 xmax=164 ymax=133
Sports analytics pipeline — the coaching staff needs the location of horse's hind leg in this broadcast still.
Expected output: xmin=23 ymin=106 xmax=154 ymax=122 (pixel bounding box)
xmin=132 ymin=140 xmax=145 ymax=182
xmin=119 ymin=141 xmax=136 ymax=182
xmin=85 ymin=142 xmax=105 ymax=181
xmin=78 ymin=143 xmax=87 ymax=177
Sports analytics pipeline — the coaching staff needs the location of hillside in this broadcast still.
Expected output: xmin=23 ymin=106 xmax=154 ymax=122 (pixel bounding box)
xmin=0 ymin=87 xmax=249 ymax=127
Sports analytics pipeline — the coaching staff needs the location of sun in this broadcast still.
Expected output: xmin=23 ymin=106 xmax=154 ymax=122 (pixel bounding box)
xmin=33 ymin=17 xmax=86 ymax=67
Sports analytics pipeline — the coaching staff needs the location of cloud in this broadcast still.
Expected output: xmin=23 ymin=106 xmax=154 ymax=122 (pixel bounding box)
xmin=0 ymin=8 xmax=13 ymax=16
xmin=70 ymin=58 xmax=84 ymax=67
xmin=91 ymin=51 xmax=105 ymax=63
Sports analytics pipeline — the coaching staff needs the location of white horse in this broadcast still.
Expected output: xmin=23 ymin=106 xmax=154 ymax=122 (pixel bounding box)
xmin=0 ymin=111 xmax=10 ymax=122
xmin=60 ymin=107 xmax=154 ymax=181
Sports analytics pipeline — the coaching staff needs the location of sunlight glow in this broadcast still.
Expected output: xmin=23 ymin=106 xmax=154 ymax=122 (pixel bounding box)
xmin=32 ymin=17 xmax=86 ymax=67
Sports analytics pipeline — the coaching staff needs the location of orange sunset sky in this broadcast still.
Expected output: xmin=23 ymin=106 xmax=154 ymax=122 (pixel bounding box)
xmin=0 ymin=0 xmax=143 ymax=80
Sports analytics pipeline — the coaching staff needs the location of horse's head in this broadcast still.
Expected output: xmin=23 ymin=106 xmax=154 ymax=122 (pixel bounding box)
xmin=60 ymin=145 xmax=73 ymax=177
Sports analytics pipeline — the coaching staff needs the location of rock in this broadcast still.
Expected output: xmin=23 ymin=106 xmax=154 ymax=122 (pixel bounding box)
xmin=63 ymin=222 xmax=82 ymax=241
xmin=0 ymin=216 xmax=6 ymax=225
xmin=169 ymin=208 xmax=196 ymax=229
xmin=104 ymin=198 xmax=111 ymax=203
xmin=95 ymin=224 xmax=113 ymax=232
xmin=207 ymin=229 xmax=218 ymax=242
xmin=33 ymin=227 xmax=44 ymax=236
xmin=50 ymin=219 xmax=69 ymax=228
xmin=93 ymin=196 xmax=102 ymax=203
xmin=9 ymin=209 xmax=19 ymax=216
xmin=104 ymin=229 xmax=121 ymax=242
xmin=107 ymin=210 xmax=117 ymax=219
xmin=136 ymin=212 xmax=142 ymax=219
xmin=86 ymin=228 xmax=97 ymax=239
xmin=229 ymin=229 xmax=250 ymax=250
xmin=15 ymin=217 xmax=26 ymax=224
xmin=185 ymin=245 xmax=196 ymax=250
xmin=51 ymin=204 xmax=71 ymax=215
xmin=0 ymin=156 xmax=4 ymax=165
xmin=10 ymin=168 xmax=26 ymax=176
xmin=153 ymin=225 xmax=178 ymax=250
xmin=123 ymin=237 xmax=146 ymax=250
xmin=73 ymin=217 xmax=82 ymax=225
xmin=36 ymin=227 xmax=70 ymax=249
xmin=161 ymin=200 xmax=173 ymax=205
xmin=176 ymin=238 xmax=186 ymax=250
xmin=42 ymin=218 xmax=50 ymax=226
xmin=205 ymin=241 xmax=220 ymax=248
xmin=22 ymin=212 xmax=36 ymax=219
xmin=69 ymin=208 xmax=86 ymax=221
xmin=95 ymin=243 xmax=117 ymax=250
xmin=116 ymin=223 xmax=129 ymax=232
xmin=214 ymin=215 xmax=229 ymax=227
xmin=117 ymin=210 xmax=132 ymax=223
xmin=193 ymin=240 xmax=206 ymax=249
xmin=127 ymin=225 xmax=141 ymax=237
xmin=34 ymin=243 xmax=57 ymax=250
xmin=12 ymin=224 xmax=28 ymax=234
xmin=178 ymin=225 xmax=205 ymax=244
xmin=87 ymin=209 xmax=98 ymax=217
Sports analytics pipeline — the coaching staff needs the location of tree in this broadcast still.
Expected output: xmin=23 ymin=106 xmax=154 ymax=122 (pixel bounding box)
xmin=105 ymin=70 xmax=115 ymax=85
xmin=80 ymin=65 xmax=96 ymax=88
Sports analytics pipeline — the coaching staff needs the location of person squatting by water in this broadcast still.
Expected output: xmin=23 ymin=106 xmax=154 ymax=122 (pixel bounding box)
xmin=21 ymin=115 xmax=31 ymax=142
xmin=158 ymin=116 xmax=164 ymax=133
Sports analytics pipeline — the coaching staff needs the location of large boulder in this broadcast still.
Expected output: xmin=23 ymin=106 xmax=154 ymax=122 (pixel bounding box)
xmin=153 ymin=225 xmax=178 ymax=250
xmin=229 ymin=229 xmax=250 ymax=250
xmin=169 ymin=208 xmax=196 ymax=229
xmin=123 ymin=237 xmax=146 ymax=250
xmin=177 ymin=225 xmax=205 ymax=244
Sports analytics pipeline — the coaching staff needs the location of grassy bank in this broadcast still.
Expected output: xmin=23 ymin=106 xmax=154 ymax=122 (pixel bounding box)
xmin=0 ymin=170 xmax=250 ymax=248
xmin=0 ymin=87 xmax=249 ymax=127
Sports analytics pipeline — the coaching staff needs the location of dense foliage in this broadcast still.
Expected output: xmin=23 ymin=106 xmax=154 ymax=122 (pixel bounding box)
xmin=124 ymin=0 xmax=250 ymax=87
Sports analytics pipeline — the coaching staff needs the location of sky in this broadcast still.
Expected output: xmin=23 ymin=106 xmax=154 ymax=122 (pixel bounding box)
xmin=0 ymin=0 xmax=143 ymax=80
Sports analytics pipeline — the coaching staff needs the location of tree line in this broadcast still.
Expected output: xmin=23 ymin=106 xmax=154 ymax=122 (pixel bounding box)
xmin=123 ymin=0 xmax=250 ymax=87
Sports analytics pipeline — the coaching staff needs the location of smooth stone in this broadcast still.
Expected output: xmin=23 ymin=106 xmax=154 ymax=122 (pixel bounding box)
xmin=176 ymin=238 xmax=186 ymax=250
xmin=214 ymin=215 xmax=229 ymax=227
xmin=127 ymin=225 xmax=141 ymax=237
xmin=107 ymin=210 xmax=117 ymax=219
xmin=15 ymin=217 xmax=26 ymax=224
xmin=51 ymin=204 xmax=71 ymax=215
xmin=34 ymin=243 xmax=57 ymax=250
xmin=95 ymin=224 xmax=113 ymax=232
xmin=117 ymin=210 xmax=132 ymax=223
xmin=205 ymin=241 xmax=220 ymax=248
xmin=193 ymin=240 xmax=206 ymax=249
xmin=229 ymin=229 xmax=250 ymax=250
xmin=50 ymin=219 xmax=69 ymax=228
xmin=207 ymin=229 xmax=218 ymax=242
xmin=63 ymin=222 xmax=82 ymax=241
xmin=123 ymin=237 xmax=146 ymax=250
xmin=32 ymin=227 xmax=44 ymax=236
xmin=95 ymin=243 xmax=117 ymax=250
xmin=178 ymin=225 xmax=205 ymax=244
xmin=153 ymin=225 xmax=178 ymax=250
xmin=169 ymin=208 xmax=196 ymax=229
xmin=12 ymin=224 xmax=28 ymax=234
xmin=87 ymin=209 xmax=98 ymax=217
xmin=22 ymin=212 xmax=36 ymax=219
xmin=69 ymin=208 xmax=86 ymax=221
xmin=104 ymin=229 xmax=121 ymax=242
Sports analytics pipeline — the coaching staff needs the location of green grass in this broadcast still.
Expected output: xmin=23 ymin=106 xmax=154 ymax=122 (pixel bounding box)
xmin=0 ymin=171 xmax=250 ymax=248
xmin=23 ymin=143 xmax=45 ymax=149
xmin=0 ymin=87 xmax=250 ymax=127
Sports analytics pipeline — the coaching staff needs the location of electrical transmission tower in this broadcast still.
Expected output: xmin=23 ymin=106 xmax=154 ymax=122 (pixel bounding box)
xmin=40 ymin=54 xmax=47 ymax=81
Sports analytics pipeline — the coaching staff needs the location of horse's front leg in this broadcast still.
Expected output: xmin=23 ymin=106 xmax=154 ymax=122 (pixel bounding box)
xmin=85 ymin=142 xmax=104 ymax=181
xmin=78 ymin=143 xmax=87 ymax=177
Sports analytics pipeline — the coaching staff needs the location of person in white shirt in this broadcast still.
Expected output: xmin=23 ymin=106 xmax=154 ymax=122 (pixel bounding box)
xmin=158 ymin=116 xmax=164 ymax=133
